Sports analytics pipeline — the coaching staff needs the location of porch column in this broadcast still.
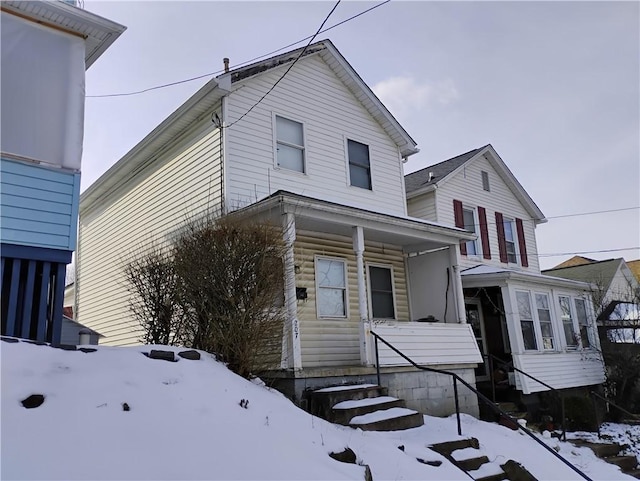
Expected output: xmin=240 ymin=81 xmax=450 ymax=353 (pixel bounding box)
xmin=353 ymin=226 xmax=372 ymax=365
xmin=449 ymin=244 xmax=467 ymax=323
xmin=282 ymin=213 xmax=302 ymax=370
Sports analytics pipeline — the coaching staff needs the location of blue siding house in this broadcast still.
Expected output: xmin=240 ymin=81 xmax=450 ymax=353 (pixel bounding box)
xmin=1 ymin=1 xmax=124 ymax=344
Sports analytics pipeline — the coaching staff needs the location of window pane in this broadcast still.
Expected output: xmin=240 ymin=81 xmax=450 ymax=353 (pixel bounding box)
xmin=276 ymin=116 xmax=303 ymax=146
xmin=504 ymin=220 xmax=515 ymax=242
xmin=466 ymin=240 xmax=478 ymax=256
xmin=349 ymin=164 xmax=371 ymax=189
xmin=574 ymin=298 xmax=590 ymax=347
xmin=463 ymin=209 xmax=477 ymax=234
xmin=516 ymin=291 xmax=532 ymax=320
xmin=370 ymin=266 xmax=395 ymax=319
xmin=317 ymin=287 xmax=346 ymax=317
xmin=559 ymin=296 xmax=577 ymax=347
xmin=277 ymin=143 xmax=304 ymax=172
xmin=521 ymin=320 xmax=537 ymax=350
xmin=317 ymin=259 xmax=345 ymax=288
xmin=517 ymin=291 xmax=538 ymax=350
xmin=347 ymin=140 xmax=369 ymax=167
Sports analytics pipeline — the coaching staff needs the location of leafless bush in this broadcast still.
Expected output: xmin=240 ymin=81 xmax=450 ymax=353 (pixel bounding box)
xmin=173 ymin=215 xmax=286 ymax=378
xmin=124 ymin=244 xmax=186 ymax=346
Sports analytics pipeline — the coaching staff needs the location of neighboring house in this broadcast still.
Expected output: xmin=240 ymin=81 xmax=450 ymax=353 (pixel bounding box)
xmin=543 ymin=258 xmax=640 ymax=320
xmin=0 ymin=1 xmax=124 ymax=344
xmin=405 ymin=145 xmax=605 ymax=401
xmin=61 ymin=316 xmax=102 ymax=346
xmin=77 ymin=40 xmax=482 ymax=416
xmin=626 ymin=259 xmax=640 ymax=284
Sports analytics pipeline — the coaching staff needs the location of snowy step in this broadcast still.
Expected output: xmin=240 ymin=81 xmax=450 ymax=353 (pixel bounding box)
xmin=307 ymin=384 xmax=388 ymax=421
xmin=569 ymin=440 xmax=623 ymax=458
xmin=349 ymin=407 xmax=424 ymax=431
xmin=469 ymin=462 xmax=507 ymax=481
xmin=430 ymin=438 xmax=480 ymax=457
xmin=331 ymin=396 xmax=405 ymax=425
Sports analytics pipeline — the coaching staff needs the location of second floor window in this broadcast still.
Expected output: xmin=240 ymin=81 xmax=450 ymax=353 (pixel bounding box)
xmin=462 ymin=206 xmax=480 ymax=256
xmin=347 ymin=139 xmax=371 ymax=190
xmin=275 ymin=115 xmax=305 ymax=173
xmin=503 ymin=217 xmax=518 ymax=264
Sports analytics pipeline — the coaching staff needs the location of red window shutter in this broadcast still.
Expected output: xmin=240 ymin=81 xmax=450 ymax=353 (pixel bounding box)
xmin=516 ymin=218 xmax=529 ymax=267
xmin=453 ymin=199 xmax=467 ymax=256
xmin=478 ymin=206 xmax=491 ymax=260
xmin=496 ymin=211 xmax=507 ymax=263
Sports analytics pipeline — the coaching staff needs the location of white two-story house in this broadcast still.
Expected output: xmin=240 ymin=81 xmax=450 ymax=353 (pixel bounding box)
xmin=77 ymin=40 xmax=482 ymax=416
xmin=405 ymin=145 xmax=605 ymax=404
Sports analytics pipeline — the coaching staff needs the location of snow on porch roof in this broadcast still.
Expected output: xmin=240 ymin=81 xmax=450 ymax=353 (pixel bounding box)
xmin=461 ymin=264 xmax=591 ymax=290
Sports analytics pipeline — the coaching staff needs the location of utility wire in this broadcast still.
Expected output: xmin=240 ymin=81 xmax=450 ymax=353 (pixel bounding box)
xmin=538 ymin=247 xmax=640 ymax=258
xmin=224 ymin=0 xmax=341 ymax=129
xmin=86 ymin=0 xmax=388 ymax=99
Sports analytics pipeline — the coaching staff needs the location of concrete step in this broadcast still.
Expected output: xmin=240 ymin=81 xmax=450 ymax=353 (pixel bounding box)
xmin=457 ymin=455 xmax=490 ymax=471
xmin=570 ymin=440 xmax=624 ymax=458
xmin=475 ymin=472 xmax=508 ymax=481
xmin=307 ymin=384 xmax=387 ymax=420
xmin=606 ymin=455 xmax=638 ymax=472
xmin=430 ymin=438 xmax=480 ymax=456
xmin=331 ymin=396 xmax=405 ymax=425
xmin=501 ymin=460 xmax=538 ymax=481
xmin=349 ymin=407 xmax=424 ymax=431
xmin=625 ymin=468 xmax=640 ymax=479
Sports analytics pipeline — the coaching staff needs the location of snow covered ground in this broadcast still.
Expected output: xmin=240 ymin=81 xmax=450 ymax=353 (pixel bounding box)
xmin=1 ymin=339 xmax=636 ymax=480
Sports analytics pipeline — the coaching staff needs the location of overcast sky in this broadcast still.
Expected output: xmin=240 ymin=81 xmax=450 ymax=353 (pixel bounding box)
xmin=81 ymin=0 xmax=639 ymax=270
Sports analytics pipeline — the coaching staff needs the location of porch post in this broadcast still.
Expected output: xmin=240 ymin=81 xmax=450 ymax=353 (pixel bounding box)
xmin=353 ymin=226 xmax=371 ymax=365
xmin=449 ymin=244 xmax=467 ymax=323
xmin=282 ymin=213 xmax=302 ymax=370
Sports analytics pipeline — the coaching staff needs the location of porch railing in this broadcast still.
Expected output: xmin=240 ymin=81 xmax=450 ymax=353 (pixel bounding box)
xmin=485 ymin=353 xmax=567 ymax=441
xmin=371 ymin=331 xmax=593 ymax=481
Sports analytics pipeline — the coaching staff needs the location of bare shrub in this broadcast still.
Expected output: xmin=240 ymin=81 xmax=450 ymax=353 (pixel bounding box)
xmin=124 ymin=245 xmax=185 ymax=346
xmin=173 ymin=215 xmax=286 ymax=378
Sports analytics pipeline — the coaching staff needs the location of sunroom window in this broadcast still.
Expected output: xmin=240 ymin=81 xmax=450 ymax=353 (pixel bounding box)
xmin=559 ymin=296 xmax=578 ymax=347
xmin=516 ymin=291 xmax=538 ymax=350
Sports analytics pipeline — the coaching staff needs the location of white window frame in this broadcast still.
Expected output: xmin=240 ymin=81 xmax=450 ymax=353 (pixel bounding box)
xmin=314 ymin=256 xmax=349 ymax=319
xmin=273 ymin=113 xmax=307 ymax=174
xmin=345 ymin=137 xmax=373 ymax=191
xmin=515 ymin=290 xmax=538 ymax=351
xmin=366 ymin=263 xmax=397 ymax=320
xmin=462 ymin=205 xmax=482 ymax=258
xmin=557 ymin=294 xmax=595 ymax=350
xmin=534 ymin=292 xmax=556 ymax=351
xmin=502 ymin=216 xmax=520 ymax=265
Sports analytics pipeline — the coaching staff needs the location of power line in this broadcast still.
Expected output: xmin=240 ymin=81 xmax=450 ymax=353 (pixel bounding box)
xmin=538 ymin=247 xmax=640 ymax=258
xmin=224 ymin=0 xmax=341 ymax=129
xmin=86 ymin=0 xmax=389 ymax=99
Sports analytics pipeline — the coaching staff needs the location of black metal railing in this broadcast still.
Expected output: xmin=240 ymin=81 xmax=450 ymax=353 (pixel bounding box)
xmin=484 ymin=353 xmax=566 ymax=441
xmin=590 ymin=390 xmax=640 ymax=438
xmin=371 ymin=331 xmax=593 ymax=481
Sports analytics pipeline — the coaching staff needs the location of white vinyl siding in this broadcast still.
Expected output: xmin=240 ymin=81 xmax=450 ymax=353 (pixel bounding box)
xmin=77 ymin=121 xmax=223 ymax=346
xmin=294 ymin=232 xmax=409 ymax=367
xmin=224 ymin=54 xmax=406 ymax=215
xmin=428 ymin=155 xmax=539 ymax=272
xmin=407 ymin=192 xmax=437 ymax=221
xmin=513 ymin=351 xmax=606 ymax=394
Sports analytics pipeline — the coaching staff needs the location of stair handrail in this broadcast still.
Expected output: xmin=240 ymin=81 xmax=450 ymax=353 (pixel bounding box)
xmin=371 ymin=330 xmax=593 ymax=481
xmin=484 ymin=353 xmax=567 ymax=441
xmin=589 ymin=389 xmax=640 ymax=438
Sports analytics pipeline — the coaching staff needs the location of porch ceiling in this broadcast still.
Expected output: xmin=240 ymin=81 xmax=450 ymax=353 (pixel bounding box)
xmin=232 ymin=190 xmax=476 ymax=253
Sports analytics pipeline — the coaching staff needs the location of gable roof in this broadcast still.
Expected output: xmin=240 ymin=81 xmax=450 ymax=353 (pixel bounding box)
xmin=404 ymin=144 xmax=546 ymax=224
xmin=552 ymin=255 xmax=598 ymax=269
xmin=1 ymin=1 xmax=126 ymax=69
xmin=81 ymin=39 xmax=417 ymax=210
xmin=542 ymin=258 xmax=624 ymax=291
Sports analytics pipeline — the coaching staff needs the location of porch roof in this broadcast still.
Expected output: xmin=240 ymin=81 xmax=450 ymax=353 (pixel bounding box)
xmin=460 ymin=265 xmax=592 ymax=290
xmin=231 ymin=190 xmax=476 ymax=253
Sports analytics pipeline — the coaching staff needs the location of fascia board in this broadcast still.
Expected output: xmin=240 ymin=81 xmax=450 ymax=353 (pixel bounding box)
xmin=320 ymin=41 xmax=419 ymax=159
xmin=1 ymin=1 xmax=126 ymax=68
xmin=80 ymin=78 xmax=226 ymax=211
xmin=463 ymin=270 xmax=592 ymax=291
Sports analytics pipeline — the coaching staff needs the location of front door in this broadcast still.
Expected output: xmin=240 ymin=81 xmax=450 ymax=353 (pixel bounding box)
xmin=465 ymin=300 xmax=488 ymax=381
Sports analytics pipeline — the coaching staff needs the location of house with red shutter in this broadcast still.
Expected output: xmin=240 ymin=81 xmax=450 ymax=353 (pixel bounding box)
xmin=405 ymin=144 xmax=605 ymax=406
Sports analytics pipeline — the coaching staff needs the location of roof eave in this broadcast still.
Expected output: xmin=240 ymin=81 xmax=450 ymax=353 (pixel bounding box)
xmin=80 ymin=77 xmax=229 ymax=211
xmin=1 ymin=1 xmax=126 ymax=69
